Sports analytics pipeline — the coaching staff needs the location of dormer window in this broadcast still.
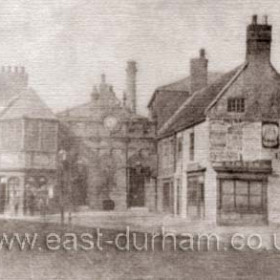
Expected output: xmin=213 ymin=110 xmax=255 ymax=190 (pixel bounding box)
xmin=227 ymin=98 xmax=245 ymax=113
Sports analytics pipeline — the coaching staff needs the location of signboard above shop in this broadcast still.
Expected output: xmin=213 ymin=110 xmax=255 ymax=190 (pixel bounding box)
xmin=262 ymin=122 xmax=279 ymax=148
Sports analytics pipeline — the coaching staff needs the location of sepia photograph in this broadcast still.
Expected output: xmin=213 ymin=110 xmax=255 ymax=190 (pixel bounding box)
xmin=0 ymin=0 xmax=280 ymax=279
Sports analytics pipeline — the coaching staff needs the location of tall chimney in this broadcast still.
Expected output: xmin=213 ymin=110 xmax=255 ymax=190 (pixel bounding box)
xmin=126 ymin=60 xmax=137 ymax=113
xmin=246 ymin=15 xmax=272 ymax=62
xmin=190 ymin=49 xmax=208 ymax=94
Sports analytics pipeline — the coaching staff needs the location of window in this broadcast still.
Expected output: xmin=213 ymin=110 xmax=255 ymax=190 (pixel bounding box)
xmin=41 ymin=121 xmax=57 ymax=152
xmin=0 ymin=120 xmax=22 ymax=150
xmin=189 ymin=132 xmax=194 ymax=161
xmin=25 ymin=120 xmax=57 ymax=152
xmin=227 ymin=98 xmax=245 ymax=112
xmin=25 ymin=120 xmax=40 ymax=150
xmin=219 ymin=179 xmax=265 ymax=214
xmin=177 ymin=137 xmax=183 ymax=161
xmin=176 ymin=179 xmax=181 ymax=215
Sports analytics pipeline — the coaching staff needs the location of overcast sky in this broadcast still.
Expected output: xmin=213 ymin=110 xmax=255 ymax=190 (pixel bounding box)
xmin=1 ymin=0 xmax=280 ymax=115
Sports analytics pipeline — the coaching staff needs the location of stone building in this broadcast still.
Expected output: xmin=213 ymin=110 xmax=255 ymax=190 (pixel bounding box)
xmin=58 ymin=61 xmax=156 ymax=212
xmin=0 ymin=66 xmax=58 ymax=216
xmin=149 ymin=15 xmax=280 ymax=226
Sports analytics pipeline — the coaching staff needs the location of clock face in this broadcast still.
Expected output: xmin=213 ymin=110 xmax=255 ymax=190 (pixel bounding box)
xmin=103 ymin=115 xmax=120 ymax=131
xmin=262 ymin=123 xmax=279 ymax=148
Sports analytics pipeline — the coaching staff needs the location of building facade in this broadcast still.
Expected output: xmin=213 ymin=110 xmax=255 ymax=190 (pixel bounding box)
xmin=150 ymin=15 xmax=280 ymax=226
xmin=58 ymin=61 xmax=157 ymax=212
xmin=0 ymin=66 xmax=58 ymax=216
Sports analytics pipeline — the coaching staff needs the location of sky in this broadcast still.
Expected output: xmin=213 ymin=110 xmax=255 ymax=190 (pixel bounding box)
xmin=1 ymin=0 xmax=280 ymax=115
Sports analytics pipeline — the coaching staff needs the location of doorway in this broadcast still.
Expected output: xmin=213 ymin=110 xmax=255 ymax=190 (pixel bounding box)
xmin=187 ymin=174 xmax=204 ymax=219
xmin=0 ymin=177 xmax=6 ymax=214
xmin=162 ymin=180 xmax=174 ymax=214
xmin=128 ymin=167 xmax=145 ymax=207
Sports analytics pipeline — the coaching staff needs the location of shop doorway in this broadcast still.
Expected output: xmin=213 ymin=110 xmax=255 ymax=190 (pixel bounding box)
xmin=187 ymin=174 xmax=204 ymax=219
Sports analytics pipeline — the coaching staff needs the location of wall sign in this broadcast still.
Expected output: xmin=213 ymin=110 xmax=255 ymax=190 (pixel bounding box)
xmin=262 ymin=122 xmax=279 ymax=148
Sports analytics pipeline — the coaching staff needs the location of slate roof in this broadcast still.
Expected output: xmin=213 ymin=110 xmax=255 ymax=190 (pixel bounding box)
xmin=158 ymin=65 xmax=244 ymax=138
xmin=148 ymin=72 xmax=221 ymax=108
xmin=0 ymin=88 xmax=57 ymax=120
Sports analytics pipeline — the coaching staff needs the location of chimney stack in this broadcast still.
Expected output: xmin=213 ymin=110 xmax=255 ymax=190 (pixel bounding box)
xmin=190 ymin=48 xmax=208 ymax=94
xmin=126 ymin=60 xmax=137 ymax=113
xmin=246 ymin=15 xmax=272 ymax=63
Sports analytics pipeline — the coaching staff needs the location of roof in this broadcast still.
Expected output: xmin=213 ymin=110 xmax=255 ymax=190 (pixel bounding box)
xmin=158 ymin=65 xmax=244 ymax=138
xmin=0 ymin=88 xmax=57 ymax=120
xmin=148 ymin=72 xmax=221 ymax=108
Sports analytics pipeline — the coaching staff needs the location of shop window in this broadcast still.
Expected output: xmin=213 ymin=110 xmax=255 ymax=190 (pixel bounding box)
xmin=227 ymin=98 xmax=245 ymax=113
xmin=219 ymin=179 xmax=265 ymax=214
xmin=7 ymin=177 xmax=20 ymax=206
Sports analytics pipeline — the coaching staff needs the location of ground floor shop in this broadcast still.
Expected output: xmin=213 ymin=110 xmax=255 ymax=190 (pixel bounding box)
xmin=0 ymin=169 xmax=57 ymax=216
xmin=157 ymin=160 xmax=273 ymax=226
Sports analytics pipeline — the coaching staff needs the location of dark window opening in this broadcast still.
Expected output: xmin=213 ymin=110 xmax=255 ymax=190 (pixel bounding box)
xmin=219 ymin=179 xmax=265 ymax=214
xmin=227 ymin=98 xmax=245 ymax=113
xmin=189 ymin=132 xmax=194 ymax=161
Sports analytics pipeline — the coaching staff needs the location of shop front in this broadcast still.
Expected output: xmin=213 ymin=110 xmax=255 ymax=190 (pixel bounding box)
xmin=0 ymin=170 xmax=56 ymax=216
xmin=214 ymin=161 xmax=271 ymax=226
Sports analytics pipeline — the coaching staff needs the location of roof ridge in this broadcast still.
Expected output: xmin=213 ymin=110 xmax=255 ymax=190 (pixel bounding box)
xmin=205 ymin=62 xmax=248 ymax=113
xmin=158 ymin=83 xmax=205 ymax=135
xmin=56 ymin=101 xmax=93 ymax=115
xmin=0 ymin=88 xmax=57 ymax=120
xmin=28 ymin=88 xmax=57 ymax=119
xmin=158 ymin=65 xmax=244 ymax=136
xmin=0 ymin=93 xmax=21 ymax=118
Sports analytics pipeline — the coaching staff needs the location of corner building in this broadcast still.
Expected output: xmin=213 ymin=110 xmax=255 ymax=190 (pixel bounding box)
xmin=150 ymin=15 xmax=280 ymax=226
xmin=0 ymin=66 xmax=58 ymax=216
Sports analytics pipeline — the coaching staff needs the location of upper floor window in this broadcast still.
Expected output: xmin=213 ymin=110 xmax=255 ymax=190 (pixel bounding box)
xmin=25 ymin=120 xmax=57 ymax=152
xmin=177 ymin=137 xmax=183 ymax=161
xmin=227 ymin=98 xmax=245 ymax=113
xmin=189 ymin=132 xmax=195 ymax=161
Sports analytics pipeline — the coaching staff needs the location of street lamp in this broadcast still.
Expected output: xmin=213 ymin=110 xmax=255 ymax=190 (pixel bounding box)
xmin=58 ymin=149 xmax=69 ymax=225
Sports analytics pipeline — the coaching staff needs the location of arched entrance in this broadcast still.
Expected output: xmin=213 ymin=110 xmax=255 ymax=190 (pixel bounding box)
xmin=128 ymin=164 xmax=146 ymax=207
xmin=127 ymin=151 xmax=153 ymax=208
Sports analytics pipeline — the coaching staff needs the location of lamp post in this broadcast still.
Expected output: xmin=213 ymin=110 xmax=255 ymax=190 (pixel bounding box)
xmin=58 ymin=149 xmax=68 ymax=225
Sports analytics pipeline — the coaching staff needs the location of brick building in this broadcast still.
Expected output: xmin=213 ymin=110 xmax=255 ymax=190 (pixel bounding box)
xmin=0 ymin=66 xmax=58 ymax=216
xmin=58 ymin=61 xmax=157 ymax=212
xmin=149 ymin=15 xmax=280 ymax=226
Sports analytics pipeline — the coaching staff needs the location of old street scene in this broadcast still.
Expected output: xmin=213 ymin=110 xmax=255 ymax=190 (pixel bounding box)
xmin=2 ymin=0 xmax=280 ymax=279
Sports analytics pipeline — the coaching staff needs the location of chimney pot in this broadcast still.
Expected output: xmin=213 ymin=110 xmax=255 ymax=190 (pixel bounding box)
xmin=252 ymin=15 xmax=258 ymax=24
xmin=263 ymin=15 xmax=268 ymax=25
xmin=190 ymin=49 xmax=208 ymax=94
xmin=200 ymin=48 xmax=205 ymax=58
xmin=246 ymin=14 xmax=272 ymax=62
